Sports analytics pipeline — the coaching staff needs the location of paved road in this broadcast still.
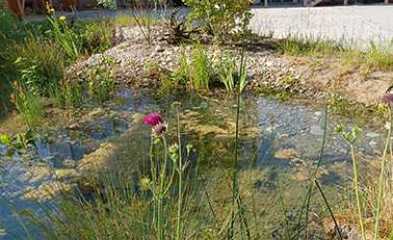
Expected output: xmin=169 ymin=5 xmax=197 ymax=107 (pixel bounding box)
xmin=250 ymin=5 xmax=393 ymax=49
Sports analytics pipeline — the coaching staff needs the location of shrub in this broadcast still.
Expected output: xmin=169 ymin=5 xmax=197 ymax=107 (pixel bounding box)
xmin=184 ymin=0 xmax=252 ymax=40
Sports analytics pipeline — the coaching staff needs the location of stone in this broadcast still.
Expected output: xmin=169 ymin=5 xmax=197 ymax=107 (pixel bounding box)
xmin=274 ymin=148 xmax=299 ymax=160
xmin=55 ymin=169 xmax=79 ymax=180
xmin=310 ymin=125 xmax=324 ymax=136
xmin=366 ymin=132 xmax=379 ymax=138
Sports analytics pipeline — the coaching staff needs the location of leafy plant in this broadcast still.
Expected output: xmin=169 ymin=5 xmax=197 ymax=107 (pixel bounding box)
xmin=172 ymin=50 xmax=190 ymax=86
xmin=12 ymin=39 xmax=65 ymax=96
xmin=87 ymin=56 xmax=116 ymax=103
xmin=184 ymin=0 xmax=252 ymax=40
xmin=12 ymin=81 xmax=43 ymax=128
xmin=190 ymin=45 xmax=212 ymax=90
xmin=216 ymin=51 xmax=247 ymax=94
xmin=97 ymin=0 xmax=117 ymax=10
xmin=47 ymin=15 xmax=80 ymax=60
xmin=80 ymin=21 xmax=114 ymax=54
xmin=336 ymin=124 xmax=365 ymax=240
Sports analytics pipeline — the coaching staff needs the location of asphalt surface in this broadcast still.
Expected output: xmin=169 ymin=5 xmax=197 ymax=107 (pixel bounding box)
xmin=250 ymin=5 xmax=393 ymax=49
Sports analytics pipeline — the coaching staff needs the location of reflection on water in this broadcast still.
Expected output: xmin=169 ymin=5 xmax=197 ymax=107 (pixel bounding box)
xmin=0 ymin=88 xmax=385 ymax=239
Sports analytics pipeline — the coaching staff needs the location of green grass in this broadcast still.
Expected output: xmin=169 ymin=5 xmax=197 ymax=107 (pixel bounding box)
xmin=113 ymin=14 xmax=159 ymax=27
xmin=276 ymin=35 xmax=393 ymax=72
xmin=0 ymin=6 xmax=117 ymax=117
xmin=190 ymin=45 xmax=213 ymax=90
xmin=276 ymin=35 xmax=343 ymax=57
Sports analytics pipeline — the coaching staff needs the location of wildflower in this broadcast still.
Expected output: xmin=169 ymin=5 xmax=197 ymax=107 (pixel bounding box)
xmin=144 ymin=112 xmax=163 ymax=126
xmin=139 ymin=177 xmax=151 ymax=191
xmin=59 ymin=16 xmax=66 ymax=21
xmin=382 ymin=93 xmax=393 ymax=105
xmin=144 ymin=112 xmax=167 ymax=135
xmin=169 ymin=144 xmax=179 ymax=162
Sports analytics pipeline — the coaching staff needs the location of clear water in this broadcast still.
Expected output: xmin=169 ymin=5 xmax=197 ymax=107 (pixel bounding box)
xmin=0 ymin=88 xmax=385 ymax=239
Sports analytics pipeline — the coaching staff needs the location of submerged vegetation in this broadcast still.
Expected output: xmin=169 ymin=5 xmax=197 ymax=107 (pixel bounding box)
xmin=1 ymin=1 xmax=393 ymax=240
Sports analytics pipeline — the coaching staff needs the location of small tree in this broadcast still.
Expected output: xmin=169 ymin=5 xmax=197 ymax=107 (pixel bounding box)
xmin=184 ymin=0 xmax=253 ymax=41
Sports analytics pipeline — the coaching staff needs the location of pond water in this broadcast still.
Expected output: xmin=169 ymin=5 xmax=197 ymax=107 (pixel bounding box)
xmin=0 ymin=88 xmax=386 ymax=239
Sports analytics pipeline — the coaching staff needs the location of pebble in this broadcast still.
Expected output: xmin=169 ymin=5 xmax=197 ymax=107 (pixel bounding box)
xmin=366 ymin=132 xmax=380 ymax=138
xmin=310 ymin=125 xmax=324 ymax=136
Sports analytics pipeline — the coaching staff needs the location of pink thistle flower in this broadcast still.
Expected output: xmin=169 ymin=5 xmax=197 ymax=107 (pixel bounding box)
xmin=144 ymin=112 xmax=163 ymax=126
xmin=153 ymin=122 xmax=167 ymax=135
xmin=382 ymin=93 xmax=393 ymax=105
xmin=144 ymin=112 xmax=167 ymax=135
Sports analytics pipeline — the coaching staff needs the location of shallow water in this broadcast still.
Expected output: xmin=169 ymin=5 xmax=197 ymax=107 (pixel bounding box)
xmin=0 ymin=88 xmax=385 ymax=239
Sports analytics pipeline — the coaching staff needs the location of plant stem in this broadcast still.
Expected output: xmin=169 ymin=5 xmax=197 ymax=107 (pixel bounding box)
xmin=314 ymin=180 xmax=343 ymax=240
xmin=351 ymin=144 xmax=366 ymax=240
xmin=373 ymin=107 xmax=392 ymax=240
xmin=229 ymin=47 xmax=247 ymax=239
xmin=300 ymin=105 xmax=328 ymax=239
xmin=176 ymin=107 xmax=183 ymax=240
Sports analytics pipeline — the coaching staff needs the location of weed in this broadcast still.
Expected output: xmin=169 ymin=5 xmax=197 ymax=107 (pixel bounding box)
xmin=113 ymin=15 xmax=159 ymax=27
xmin=87 ymin=56 xmax=116 ymax=103
xmin=12 ymin=81 xmax=43 ymax=128
xmin=47 ymin=15 xmax=80 ymax=60
xmin=276 ymin=35 xmax=343 ymax=57
xmin=190 ymin=45 xmax=212 ymax=90
xmin=364 ymin=43 xmax=393 ymax=71
xmin=80 ymin=20 xmax=114 ymax=54
xmin=336 ymin=124 xmax=365 ymax=240
xmin=172 ymin=50 xmax=190 ymax=86
xmin=216 ymin=51 xmax=248 ymax=94
xmin=12 ymin=38 xmax=65 ymax=95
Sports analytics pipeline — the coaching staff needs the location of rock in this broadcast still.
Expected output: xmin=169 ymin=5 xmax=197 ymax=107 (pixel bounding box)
xmin=67 ymin=123 xmax=80 ymax=130
xmin=23 ymin=181 xmax=74 ymax=202
xmin=63 ymin=159 xmax=77 ymax=168
xmin=310 ymin=125 xmax=324 ymax=136
xmin=274 ymin=148 xmax=299 ymax=160
xmin=55 ymin=169 xmax=79 ymax=180
xmin=26 ymin=165 xmax=52 ymax=184
xmin=49 ymin=142 xmax=73 ymax=160
xmin=366 ymin=132 xmax=380 ymax=138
